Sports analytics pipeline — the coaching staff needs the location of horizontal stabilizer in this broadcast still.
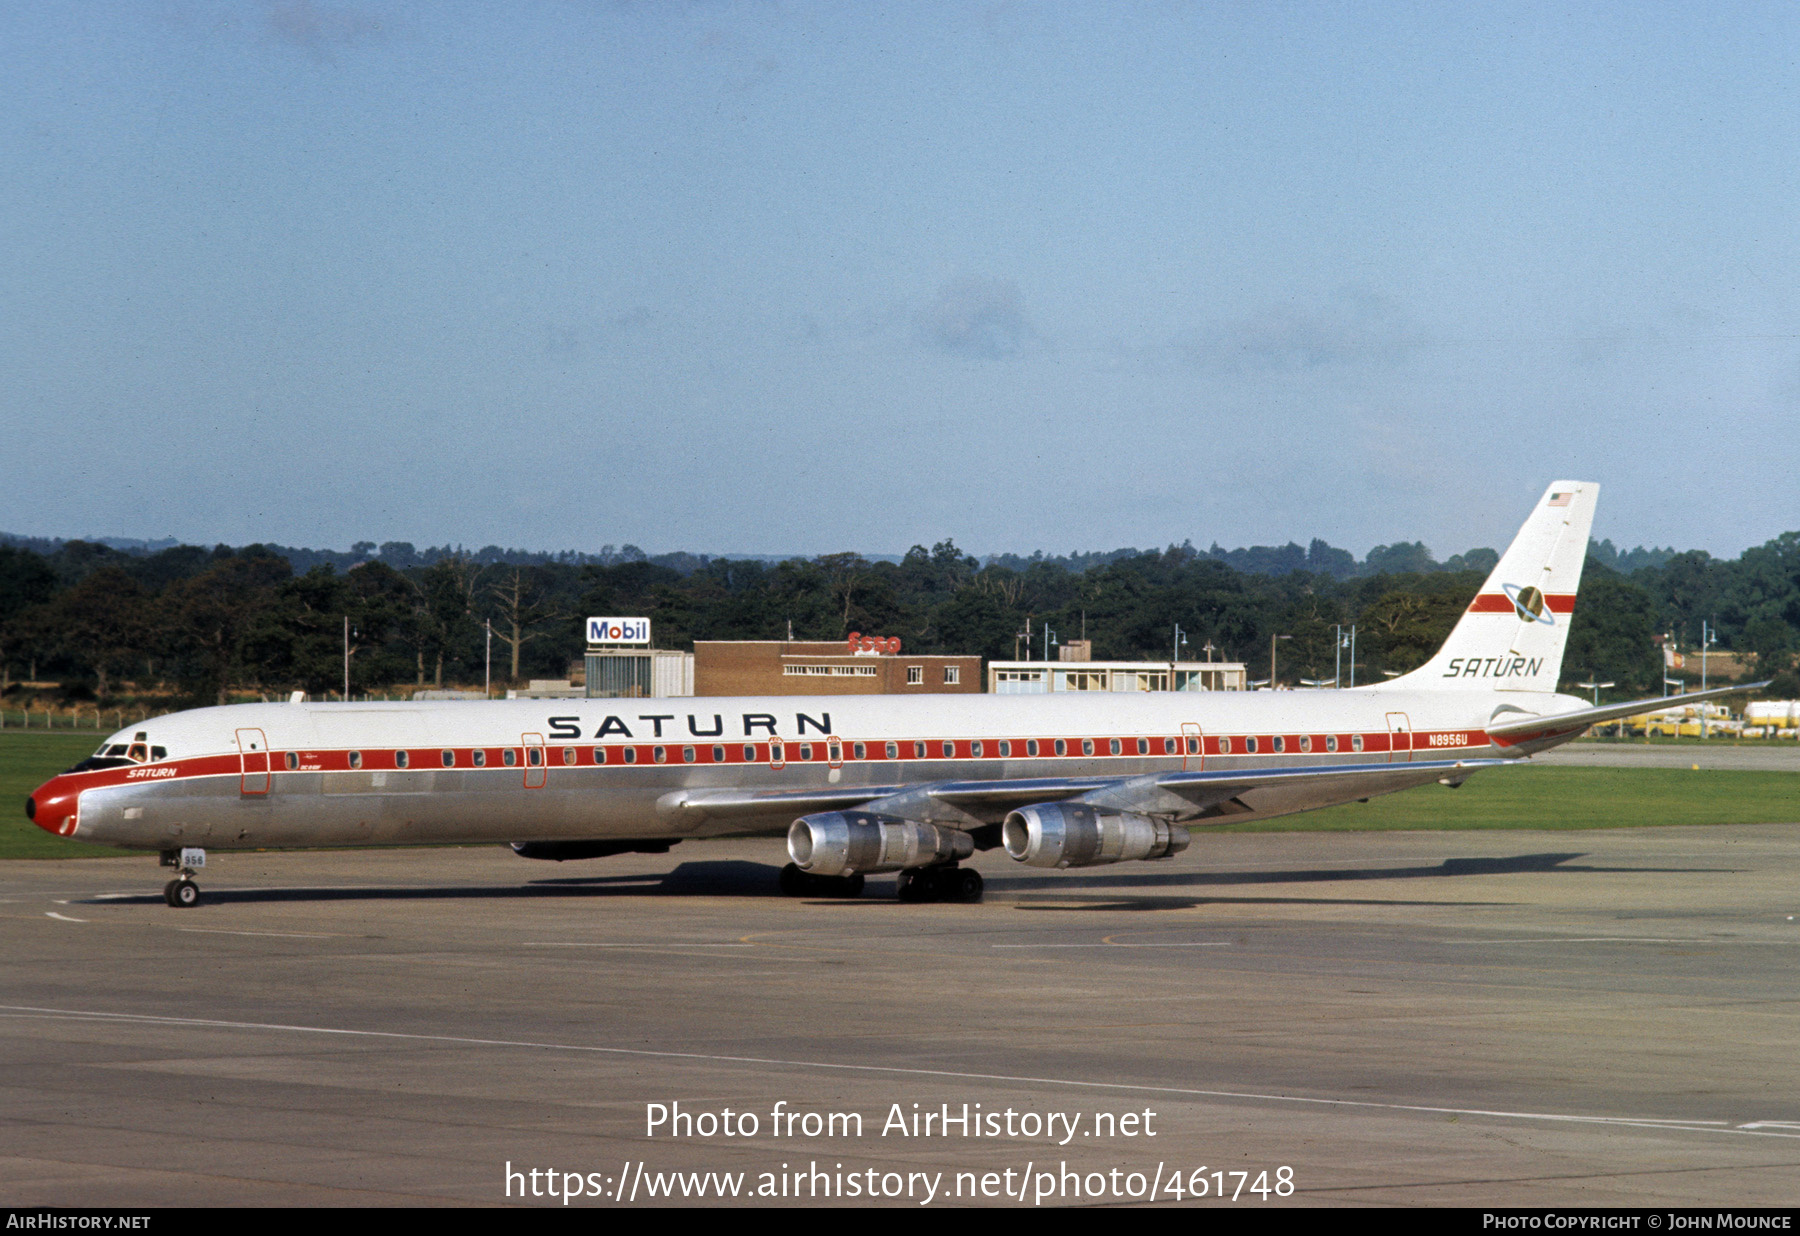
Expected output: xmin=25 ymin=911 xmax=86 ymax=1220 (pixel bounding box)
xmin=1486 ymin=682 xmax=1770 ymax=741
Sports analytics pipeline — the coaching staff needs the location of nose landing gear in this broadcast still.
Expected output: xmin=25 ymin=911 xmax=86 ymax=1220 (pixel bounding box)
xmin=159 ymin=847 xmax=206 ymax=908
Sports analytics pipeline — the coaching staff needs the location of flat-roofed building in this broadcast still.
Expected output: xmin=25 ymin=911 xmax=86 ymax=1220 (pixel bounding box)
xmin=987 ymin=659 xmax=1247 ymax=694
xmin=694 ymin=640 xmax=981 ymax=696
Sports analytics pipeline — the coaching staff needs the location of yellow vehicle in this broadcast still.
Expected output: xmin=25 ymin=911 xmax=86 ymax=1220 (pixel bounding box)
xmin=1628 ymin=702 xmax=1738 ymax=738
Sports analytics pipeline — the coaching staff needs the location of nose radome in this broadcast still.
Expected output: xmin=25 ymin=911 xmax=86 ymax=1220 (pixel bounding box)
xmin=26 ymin=778 xmax=79 ymax=838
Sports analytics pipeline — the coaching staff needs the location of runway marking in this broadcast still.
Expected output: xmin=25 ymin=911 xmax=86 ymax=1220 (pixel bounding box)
xmin=1440 ymin=937 xmax=1796 ymax=946
xmin=177 ymin=928 xmax=338 ymax=940
xmin=43 ymin=913 xmax=86 ymax=923
xmin=0 ymin=1002 xmax=1791 ymax=1142
xmin=992 ymin=943 xmax=1231 ymax=949
xmin=522 ymin=949 xmax=752 ymax=957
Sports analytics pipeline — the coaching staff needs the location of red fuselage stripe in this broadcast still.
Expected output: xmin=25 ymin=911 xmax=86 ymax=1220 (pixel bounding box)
xmin=48 ymin=730 xmax=1496 ymax=792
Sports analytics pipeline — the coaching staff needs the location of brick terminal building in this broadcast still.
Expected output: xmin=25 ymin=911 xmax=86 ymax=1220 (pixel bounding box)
xmin=692 ymin=640 xmax=981 ymax=697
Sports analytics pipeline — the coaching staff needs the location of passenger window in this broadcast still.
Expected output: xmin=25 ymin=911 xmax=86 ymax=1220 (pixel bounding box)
xmin=886 ymin=742 xmax=898 ymax=760
xmin=286 ymin=751 xmax=299 ymax=770
xmin=502 ymin=748 xmax=516 ymax=766
xmin=442 ymin=750 xmax=455 ymax=767
xmin=563 ymin=747 xmax=576 ymax=765
xmin=1326 ymin=735 xmax=1338 ymax=753
xmin=713 ymin=746 xmax=725 ymax=762
xmin=473 ymin=750 xmax=487 ymax=767
xmin=683 ymin=746 xmax=696 ymax=763
xmin=348 ymin=751 xmax=363 ymax=769
xmin=395 ymin=750 xmax=410 ymax=769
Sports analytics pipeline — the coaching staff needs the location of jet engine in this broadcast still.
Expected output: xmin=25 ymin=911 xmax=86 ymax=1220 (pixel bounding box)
xmin=1002 ymin=803 xmax=1189 ymax=868
xmin=787 ymin=811 xmax=974 ymax=878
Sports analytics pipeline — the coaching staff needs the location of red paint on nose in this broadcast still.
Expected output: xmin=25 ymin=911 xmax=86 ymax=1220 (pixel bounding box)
xmin=26 ymin=776 xmax=80 ymax=838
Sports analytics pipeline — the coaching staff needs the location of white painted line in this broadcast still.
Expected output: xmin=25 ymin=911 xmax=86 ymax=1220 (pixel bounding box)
xmin=1439 ymin=937 xmax=1791 ymax=946
xmin=44 ymin=912 xmax=86 ymax=923
xmin=0 ymin=1003 xmax=1784 ymax=1142
xmin=993 ymin=943 xmax=1231 ymax=949
xmin=522 ymin=949 xmax=752 ymax=957
xmin=177 ymin=928 xmax=337 ymax=939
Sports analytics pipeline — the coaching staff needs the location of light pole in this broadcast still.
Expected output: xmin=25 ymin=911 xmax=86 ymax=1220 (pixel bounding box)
xmin=1700 ymin=620 xmax=1718 ymax=737
xmin=1577 ymin=679 xmax=1615 ymax=706
xmin=1269 ymin=633 xmax=1291 ymax=690
xmin=1334 ymin=624 xmax=1357 ymax=689
xmin=485 ymin=620 xmax=493 ymax=699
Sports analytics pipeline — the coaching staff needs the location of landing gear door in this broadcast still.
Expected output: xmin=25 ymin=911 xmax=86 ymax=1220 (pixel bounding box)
xmin=1385 ymin=712 xmax=1412 ymax=763
xmin=1181 ymin=722 xmax=1203 ymax=771
xmin=522 ymin=732 xmax=547 ymax=788
xmin=237 ymin=728 xmax=270 ymax=795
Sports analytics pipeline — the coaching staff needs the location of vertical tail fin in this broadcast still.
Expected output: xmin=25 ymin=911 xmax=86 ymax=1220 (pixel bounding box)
xmin=1374 ymin=481 xmax=1598 ymax=694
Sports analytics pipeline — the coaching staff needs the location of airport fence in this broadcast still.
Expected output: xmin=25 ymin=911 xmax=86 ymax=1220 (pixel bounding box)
xmin=0 ymin=707 xmax=161 ymax=731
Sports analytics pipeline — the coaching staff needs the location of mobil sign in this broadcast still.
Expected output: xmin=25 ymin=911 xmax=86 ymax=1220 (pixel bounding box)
xmin=586 ymin=616 xmax=650 ymax=645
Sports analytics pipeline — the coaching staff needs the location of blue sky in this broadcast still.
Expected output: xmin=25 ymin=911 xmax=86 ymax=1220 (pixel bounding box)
xmin=4 ymin=2 xmax=1798 ymax=560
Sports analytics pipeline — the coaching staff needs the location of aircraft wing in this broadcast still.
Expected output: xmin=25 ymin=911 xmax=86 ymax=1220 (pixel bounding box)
xmin=659 ymin=759 xmax=1510 ymax=827
xmin=1486 ymin=682 xmax=1769 ymax=741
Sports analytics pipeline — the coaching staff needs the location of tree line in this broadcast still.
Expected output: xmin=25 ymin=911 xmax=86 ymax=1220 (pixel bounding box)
xmin=1 ymin=529 xmax=1796 ymax=707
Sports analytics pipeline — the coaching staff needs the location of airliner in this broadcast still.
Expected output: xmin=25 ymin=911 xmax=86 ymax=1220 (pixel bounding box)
xmin=25 ymin=482 xmax=1754 ymax=907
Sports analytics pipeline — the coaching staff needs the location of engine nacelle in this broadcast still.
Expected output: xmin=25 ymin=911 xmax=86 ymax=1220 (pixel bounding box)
xmin=1001 ymin=803 xmax=1189 ymax=868
xmin=788 ymin=811 xmax=974 ymax=877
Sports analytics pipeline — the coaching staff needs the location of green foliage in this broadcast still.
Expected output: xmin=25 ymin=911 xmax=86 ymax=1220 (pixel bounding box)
xmin=5 ymin=523 xmax=1800 ymax=701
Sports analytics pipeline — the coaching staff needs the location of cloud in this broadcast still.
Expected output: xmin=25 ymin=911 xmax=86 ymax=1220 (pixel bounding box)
xmin=1178 ymin=288 xmax=1420 ymax=374
xmin=265 ymin=0 xmax=386 ymax=56
xmin=915 ymin=276 xmax=1032 ymax=359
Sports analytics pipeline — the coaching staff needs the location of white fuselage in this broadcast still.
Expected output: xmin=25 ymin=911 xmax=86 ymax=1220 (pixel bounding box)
xmin=32 ymin=687 xmax=1578 ymax=853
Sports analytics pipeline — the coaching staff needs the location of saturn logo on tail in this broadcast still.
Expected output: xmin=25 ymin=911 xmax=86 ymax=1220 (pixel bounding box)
xmin=1501 ymin=583 xmax=1554 ymax=625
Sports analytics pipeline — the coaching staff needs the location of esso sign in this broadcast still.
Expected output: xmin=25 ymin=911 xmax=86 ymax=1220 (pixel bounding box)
xmin=587 ymin=617 xmax=650 ymax=644
xmin=846 ymin=632 xmax=901 ymax=654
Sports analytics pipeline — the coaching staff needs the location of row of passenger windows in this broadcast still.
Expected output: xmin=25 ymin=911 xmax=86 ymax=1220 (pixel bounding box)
xmin=272 ymin=733 xmax=1377 ymax=771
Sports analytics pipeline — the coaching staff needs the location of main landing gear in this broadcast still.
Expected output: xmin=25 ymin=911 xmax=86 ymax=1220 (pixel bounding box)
xmin=159 ymin=847 xmax=206 ymax=908
xmin=896 ymin=865 xmax=983 ymax=904
xmin=776 ymin=862 xmax=984 ymax=903
xmin=779 ymin=863 xmax=864 ymax=899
